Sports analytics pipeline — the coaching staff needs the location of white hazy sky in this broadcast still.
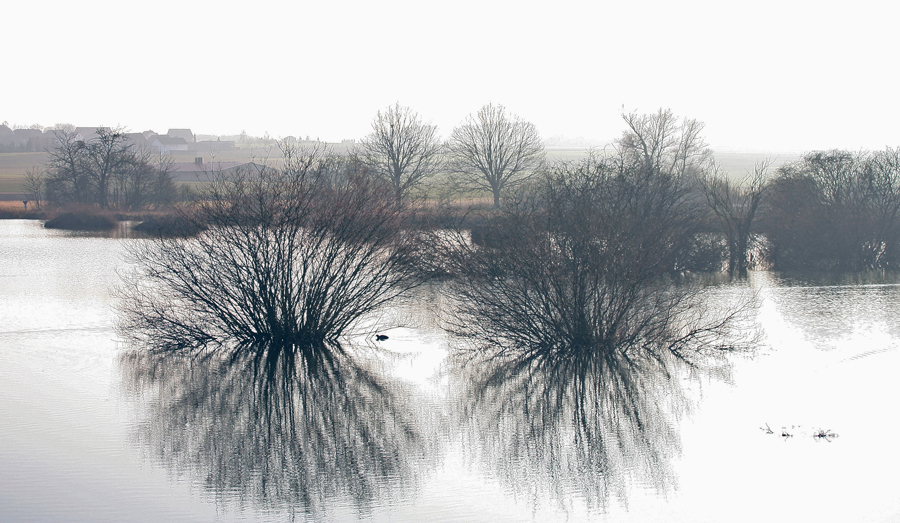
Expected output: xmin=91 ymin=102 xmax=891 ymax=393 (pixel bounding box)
xmin=3 ymin=0 xmax=899 ymax=152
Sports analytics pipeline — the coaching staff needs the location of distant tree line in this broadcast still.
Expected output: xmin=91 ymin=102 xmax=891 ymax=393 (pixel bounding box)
xmin=762 ymin=149 xmax=900 ymax=270
xmin=32 ymin=128 xmax=177 ymax=210
xmin=692 ymin=146 xmax=900 ymax=273
xmin=27 ymin=104 xmax=900 ymax=274
xmin=352 ymin=103 xmax=900 ymax=274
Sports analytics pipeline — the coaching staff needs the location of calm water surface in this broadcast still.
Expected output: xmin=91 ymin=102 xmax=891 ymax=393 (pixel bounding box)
xmin=1 ymin=219 xmax=898 ymax=522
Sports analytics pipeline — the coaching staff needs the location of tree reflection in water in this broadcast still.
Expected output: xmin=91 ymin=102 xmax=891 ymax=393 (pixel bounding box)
xmin=451 ymin=346 xmax=705 ymax=515
xmin=121 ymin=343 xmax=433 ymax=520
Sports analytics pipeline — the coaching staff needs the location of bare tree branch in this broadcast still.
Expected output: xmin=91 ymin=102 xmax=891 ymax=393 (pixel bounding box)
xmin=617 ymin=108 xmax=713 ymax=180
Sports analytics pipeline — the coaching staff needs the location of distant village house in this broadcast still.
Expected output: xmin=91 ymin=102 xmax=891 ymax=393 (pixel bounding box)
xmin=0 ymin=124 xmax=234 ymax=154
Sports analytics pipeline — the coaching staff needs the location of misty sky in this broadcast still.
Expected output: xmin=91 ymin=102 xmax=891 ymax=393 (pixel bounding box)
xmin=4 ymin=0 xmax=898 ymax=152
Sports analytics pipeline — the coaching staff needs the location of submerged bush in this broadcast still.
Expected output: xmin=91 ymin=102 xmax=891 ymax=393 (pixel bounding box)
xmin=118 ymin=146 xmax=426 ymax=351
xmin=44 ymin=211 xmax=116 ymax=231
xmin=132 ymin=214 xmax=206 ymax=238
xmin=437 ymin=154 xmax=749 ymax=362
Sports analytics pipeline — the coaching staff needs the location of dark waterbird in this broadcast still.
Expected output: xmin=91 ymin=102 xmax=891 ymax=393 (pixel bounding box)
xmin=375 ymin=334 xmax=389 ymax=341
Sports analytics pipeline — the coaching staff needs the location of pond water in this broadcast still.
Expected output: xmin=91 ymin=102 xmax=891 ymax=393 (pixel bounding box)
xmin=1 ymin=219 xmax=898 ymax=522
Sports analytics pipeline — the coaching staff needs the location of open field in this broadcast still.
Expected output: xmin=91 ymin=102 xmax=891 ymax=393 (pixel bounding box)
xmin=544 ymin=147 xmax=596 ymax=163
xmin=0 ymin=152 xmax=47 ymax=193
xmin=0 ymin=148 xmax=801 ymax=199
xmin=714 ymin=150 xmax=800 ymax=178
xmin=167 ymin=149 xmax=259 ymax=163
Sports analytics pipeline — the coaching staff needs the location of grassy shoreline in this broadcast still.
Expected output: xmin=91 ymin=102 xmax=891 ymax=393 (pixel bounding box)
xmin=0 ymin=201 xmax=46 ymax=219
xmin=0 ymin=201 xmax=181 ymax=222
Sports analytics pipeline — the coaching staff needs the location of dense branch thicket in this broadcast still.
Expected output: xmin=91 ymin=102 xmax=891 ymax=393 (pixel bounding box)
xmin=700 ymin=162 xmax=770 ymax=273
xmin=446 ymin=103 xmax=544 ymax=208
xmin=437 ymin=152 xmax=748 ymax=361
xmin=44 ymin=128 xmax=176 ymax=210
xmin=762 ymin=149 xmax=900 ymax=270
xmin=615 ymin=109 xmax=727 ymax=271
xmin=118 ymin=145 xmax=425 ymax=351
xmin=617 ymin=108 xmax=713 ymax=179
xmin=355 ymin=103 xmax=442 ymax=205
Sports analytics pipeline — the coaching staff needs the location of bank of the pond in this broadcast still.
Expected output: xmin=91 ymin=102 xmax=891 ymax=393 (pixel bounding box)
xmin=0 ymin=201 xmax=47 ymax=219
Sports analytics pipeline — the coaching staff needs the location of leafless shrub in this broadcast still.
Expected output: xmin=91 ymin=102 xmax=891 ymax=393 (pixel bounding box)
xmin=117 ymin=144 xmax=426 ymax=351
xmin=435 ymin=153 xmax=752 ymax=363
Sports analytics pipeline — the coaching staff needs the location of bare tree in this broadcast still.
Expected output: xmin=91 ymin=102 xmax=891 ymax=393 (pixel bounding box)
xmin=617 ymin=108 xmax=713 ymax=179
xmin=111 ymin=148 xmax=177 ymax=210
xmin=23 ymin=167 xmax=44 ymax=209
xmin=151 ymin=153 xmax=178 ymax=208
xmin=81 ymin=128 xmax=134 ymax=209
xmin=700 ymin=161 xmax=770 ymax=273
xmin=44 ymin=128 xmax=176 ymax=210
xmin=355 ymin=103 xmax=442 ymax=205
xmin=446 ymin=104 xmax=544 ymax=208
xmin=45 ymin=129 xmax=92 ymax=205
xmin=118 ymin=144 xmax=427 ymax=352
xmin=613 ymin=109 xmax=725 ymax=271
xmin=52 ymin=123 xmax=76 ymax=133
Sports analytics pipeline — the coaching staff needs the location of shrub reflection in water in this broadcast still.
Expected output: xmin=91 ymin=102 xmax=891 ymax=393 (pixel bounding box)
xmin=450 ymin=347 xmax=694 ymax=513
xmin=120 ymin=342 xmax=432 ymax=520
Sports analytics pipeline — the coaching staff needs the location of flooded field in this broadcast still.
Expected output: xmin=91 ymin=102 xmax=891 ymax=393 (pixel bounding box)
xmin=1 ymin=219 xmax=898 ymax=522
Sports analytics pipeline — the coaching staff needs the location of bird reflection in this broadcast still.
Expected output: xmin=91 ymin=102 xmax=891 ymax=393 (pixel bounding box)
xmin=451 ymin=348 xmax=691 ymax=513
xmin=121 ymin=343 xmax=432 ymax=520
